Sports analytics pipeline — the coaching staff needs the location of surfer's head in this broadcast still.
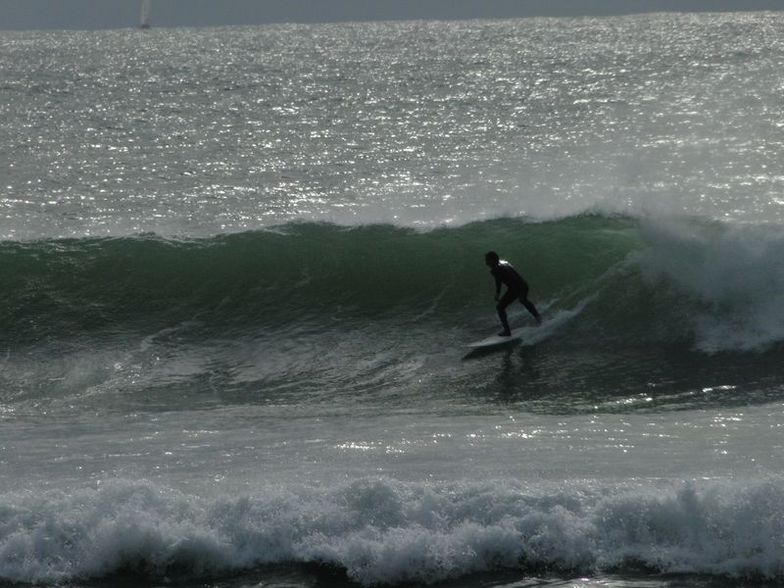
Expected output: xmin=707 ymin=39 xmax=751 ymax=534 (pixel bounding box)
xmin=484 ymin=251 xmax=500 ymax=267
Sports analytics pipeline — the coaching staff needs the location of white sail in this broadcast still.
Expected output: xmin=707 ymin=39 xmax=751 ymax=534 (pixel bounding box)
xmin=140 ymin=0 xmax=152 ymax=29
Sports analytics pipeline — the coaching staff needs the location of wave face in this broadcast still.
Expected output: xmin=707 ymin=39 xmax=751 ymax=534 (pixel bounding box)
xmin=4 ymin=215 xmax=784 ymax=413
xmin=3 ymin=477 xmax=784 ymax=585
xmin=5 ymin=215 xmax=784 ymax=349
xmin=1 ymin=216 xmax=630 ymax=340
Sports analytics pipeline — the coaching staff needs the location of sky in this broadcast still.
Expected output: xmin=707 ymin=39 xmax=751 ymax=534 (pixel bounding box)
xmin=0 ymin=0 xmax=781 ymax=30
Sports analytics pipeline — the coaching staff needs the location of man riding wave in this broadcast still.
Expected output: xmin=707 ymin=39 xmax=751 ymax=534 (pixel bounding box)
xmin=485 ymin=251 xmax=542 ymax=336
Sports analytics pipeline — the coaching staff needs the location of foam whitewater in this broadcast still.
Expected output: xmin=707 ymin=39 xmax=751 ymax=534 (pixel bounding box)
xmin=2 ymin=476 xmax=784 ymax=586
xmin=4 ymin=214 xmax=784 ymax=353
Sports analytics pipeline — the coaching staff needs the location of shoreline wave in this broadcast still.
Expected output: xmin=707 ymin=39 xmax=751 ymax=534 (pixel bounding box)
xmin=2 ymin=476 xmax=784 ymax=586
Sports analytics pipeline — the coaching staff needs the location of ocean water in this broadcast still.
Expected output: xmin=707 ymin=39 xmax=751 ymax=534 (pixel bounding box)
xmin=2 ymin=11 xmax=784 ymax=588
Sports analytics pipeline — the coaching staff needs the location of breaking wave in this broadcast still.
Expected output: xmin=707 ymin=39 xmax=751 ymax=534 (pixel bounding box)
xmin=4 ymin=214 xmax=784 ymax=353
xmin=2 ymin=477 xmax=784 ymax=585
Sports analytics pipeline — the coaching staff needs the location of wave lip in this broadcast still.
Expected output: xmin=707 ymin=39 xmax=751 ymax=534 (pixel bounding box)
xmin=3 ymin=477 xmax=784 ymax=585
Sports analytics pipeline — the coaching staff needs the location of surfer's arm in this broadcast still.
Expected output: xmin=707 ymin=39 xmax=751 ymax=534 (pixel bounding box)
xmin=493 ymin=274 xmax=502 ymax=300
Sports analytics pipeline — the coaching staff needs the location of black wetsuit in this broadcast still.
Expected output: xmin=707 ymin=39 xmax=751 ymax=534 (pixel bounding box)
xmin=490 ymin=260 xmax=541 ymax=334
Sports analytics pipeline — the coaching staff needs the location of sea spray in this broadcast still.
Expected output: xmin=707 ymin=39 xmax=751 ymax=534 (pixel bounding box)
xmin=637 ymin=218 xmax=784 ymax=351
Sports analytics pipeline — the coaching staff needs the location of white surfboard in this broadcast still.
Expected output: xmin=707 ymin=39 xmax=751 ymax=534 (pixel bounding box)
xmin=467 ymin=304 xmax=588 ymax=351
xmin=467 ymin=328 xmax=525 ymax=349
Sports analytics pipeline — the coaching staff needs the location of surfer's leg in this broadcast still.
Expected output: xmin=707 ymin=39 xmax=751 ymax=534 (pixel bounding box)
xmin=522 ymin=299 xmax=542 ymax=324
xmin=519 ymin=286 xmax=542 ymax=325
xmin=496 ymin=290 xmax=516 ymax=336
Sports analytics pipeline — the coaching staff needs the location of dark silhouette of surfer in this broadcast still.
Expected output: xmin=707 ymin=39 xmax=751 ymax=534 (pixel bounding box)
xmin=485 ymin=251 xmax=542 ymax=336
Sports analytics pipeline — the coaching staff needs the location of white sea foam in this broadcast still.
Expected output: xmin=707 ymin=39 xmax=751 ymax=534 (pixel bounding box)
xmin=637 ymin=218 xmax=784 ymax=352
xmin=2 ymin=477 xmax=784 ymax=585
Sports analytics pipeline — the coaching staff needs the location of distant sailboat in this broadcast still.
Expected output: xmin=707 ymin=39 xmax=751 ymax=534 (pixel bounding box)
xmin=140 ymin=0 xmax=152 ymax=29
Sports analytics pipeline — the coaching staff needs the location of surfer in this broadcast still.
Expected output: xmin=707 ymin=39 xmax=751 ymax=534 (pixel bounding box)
xmin=485 ymin=251 xmax=542 ymax=336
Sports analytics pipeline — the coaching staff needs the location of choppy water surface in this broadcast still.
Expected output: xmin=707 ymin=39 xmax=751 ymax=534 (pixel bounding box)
xmin=2 ymin=13 xmax=783 ymax=239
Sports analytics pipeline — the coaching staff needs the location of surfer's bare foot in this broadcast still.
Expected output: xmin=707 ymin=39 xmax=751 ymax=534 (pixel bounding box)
xmin=498 ymin=330 xmax=512 ymax=337
xmin=535 ymin=316 xmax=543 ymax=326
